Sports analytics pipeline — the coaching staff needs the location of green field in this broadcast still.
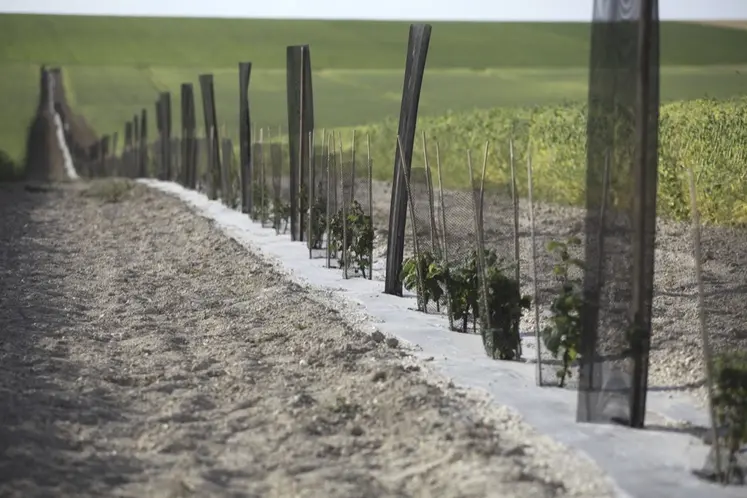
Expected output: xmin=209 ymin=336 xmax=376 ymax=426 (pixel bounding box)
xmin=1 ymin=14 xmax=747 ymax=166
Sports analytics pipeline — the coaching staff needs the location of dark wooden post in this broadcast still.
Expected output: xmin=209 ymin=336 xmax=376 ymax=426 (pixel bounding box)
xmin=239 ymin=62 xmax=253 ymax=214
xmin=384 ymin=24 xmax=432 ymax=296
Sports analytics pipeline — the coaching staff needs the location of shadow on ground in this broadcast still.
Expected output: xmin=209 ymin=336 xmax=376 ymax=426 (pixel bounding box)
xmin=0 ymin=184 xmax=143 ymax=497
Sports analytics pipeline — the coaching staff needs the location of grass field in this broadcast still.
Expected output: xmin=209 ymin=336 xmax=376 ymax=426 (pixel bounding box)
xmin=1 ymin=14 xmax=747 ymax=163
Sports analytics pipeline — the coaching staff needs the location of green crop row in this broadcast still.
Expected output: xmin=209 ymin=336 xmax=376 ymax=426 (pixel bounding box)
xmin=354 ymin=97 xmax=747 ymax=226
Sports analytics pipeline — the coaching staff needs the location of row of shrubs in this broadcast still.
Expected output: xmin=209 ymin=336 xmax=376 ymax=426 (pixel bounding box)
xmin=360 ymin=97 xmax=747 ymax=226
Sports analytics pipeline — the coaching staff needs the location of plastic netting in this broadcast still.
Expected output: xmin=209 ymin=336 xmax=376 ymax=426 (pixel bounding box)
xmin=576 ymin=0 xmax=660 ymax=426
xmin=171 ymin=137 xmax=181 ymax=185
xmin=251 ymin=139 xmax=269 ymax=225
xmin=220 ymin=138 xmax=238 ymax=209
xmin=305 ymin=142 xmax=330 ymax=258
xmin=195 ymin=137 xmax=209 ymax=195
xmin=333 ymin=134 xmax=374 ymax=279
xmin=270 ymin=142 xmax=291 ymax=234
xmin=434 ymin=148 xmax=479 ymax=333
xmin=472 ymin=143 xmax=525 ymax=362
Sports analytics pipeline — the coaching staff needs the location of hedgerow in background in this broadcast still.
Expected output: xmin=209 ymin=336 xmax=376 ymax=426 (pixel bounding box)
xmin=360 ymin=97 xmax=747 ymax=226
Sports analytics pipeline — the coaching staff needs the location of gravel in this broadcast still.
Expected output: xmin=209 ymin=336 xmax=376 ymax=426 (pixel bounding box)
xmin=0 ymin=180 xmax=617 ymax=498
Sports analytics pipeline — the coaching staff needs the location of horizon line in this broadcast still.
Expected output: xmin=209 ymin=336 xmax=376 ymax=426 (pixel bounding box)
xmin=2 ymin=11 xmax=746 ymax=23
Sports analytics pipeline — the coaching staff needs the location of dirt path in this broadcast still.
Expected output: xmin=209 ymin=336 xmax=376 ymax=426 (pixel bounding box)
xmin=0 ymin=180 xmax=615 ymax=498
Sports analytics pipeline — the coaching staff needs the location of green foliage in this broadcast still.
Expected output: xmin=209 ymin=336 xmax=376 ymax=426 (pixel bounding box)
xmin=401 ymin=249 xmax=478 ymax=331
xmin=478 ymin=250 xmax=532 ymax=360
xmin=328 ymin=200 xmax=374 ymax=278
xmin=7 ymin=15 xmax=747 ymax=68
xmin=362 ymin=98 xmax=747 ymax=226
xmin=2 ymin=15 xmax=746 ymax=189
xmin=541 ymin=236 xmax=584 ymax=387
xmin=401 ymin=248 xmax=530 ymax=360
xmin=300 ymin=183 xmax=329 ymax=250
xmin=252 ymin=182 xmax=272 ymax=223
xmin=712 ymin=351 xmax=747 ymax=483
xmin=273 ymin=200 xmax=291 ymax=233
xmin=308 ymin=196 xmax=327 ymax=250
xmin=401 ymin=251 xmax=445 ymax=313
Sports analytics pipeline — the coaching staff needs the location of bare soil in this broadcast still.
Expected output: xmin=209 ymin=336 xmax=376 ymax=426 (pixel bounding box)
xmin=0 ymin=180 xmax=615 ymax=498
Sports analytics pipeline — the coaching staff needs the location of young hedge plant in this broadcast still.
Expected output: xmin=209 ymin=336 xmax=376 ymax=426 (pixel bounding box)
xmin=401 ymin=248 xmax=530 ymax=361
xmin=328 ymin=200 xmax=374 ymax=278
xmin=712 ymin=350 xmax=747 ymax=484
xmin=478 ymin=249 xmax=531 ymax=361
xmin=541 ymin=237 xmax=584 ymax=387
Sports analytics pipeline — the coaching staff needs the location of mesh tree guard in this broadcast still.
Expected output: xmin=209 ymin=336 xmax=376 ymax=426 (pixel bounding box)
xmin=138 ymin=109 xmax=148 ymax=178
xmin=306 ymin=140 xmax=331 ymax=258
xmin=220 ymin=138 xmax=238 ymax=209
xmin=333 ymin=133 xmax=374 ymax=279
xmin=436 ymin=148 xmax=479 ymax=333
xmin=269 ymin=142 xmax=290 ymax=234
xmin=403 ymin=134 xmax=442 ymax=311
xmin=576 ymin=0 xmax=660 ymax=428
xmin=251 ymin=135 xmax=269 ymax=224
xmin=471 ymin=143 xmax=528 ymax=362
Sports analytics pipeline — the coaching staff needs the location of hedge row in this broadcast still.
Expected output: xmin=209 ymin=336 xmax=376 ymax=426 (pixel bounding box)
xmin=358 ymin=97 xmax=747 ymax=226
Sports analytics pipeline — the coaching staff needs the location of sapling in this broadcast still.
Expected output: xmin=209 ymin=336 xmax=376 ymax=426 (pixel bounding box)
xmin=712 ymin=351 xmax=747 ymax=484
xmin=479 ymin=249 xmax=531 ymax=360
xmin=252 ymin=182 xmax=272 ymax=223
xmin=273 ymin=200 xmax=291 ymax=233
xmin=541 ymin=236 xmax=584 ymax=387
xmin=401 ymin=250 xmax=444 ymax=312
xmin=328 ymin=201 xmax=374 ymax=278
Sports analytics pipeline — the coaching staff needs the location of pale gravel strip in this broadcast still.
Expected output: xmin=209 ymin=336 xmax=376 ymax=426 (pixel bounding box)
xmin=0 ymin=180 xmax=617 ymax=498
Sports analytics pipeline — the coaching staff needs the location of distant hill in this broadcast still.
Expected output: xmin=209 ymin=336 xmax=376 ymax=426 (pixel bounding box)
xmin=2 ymin=14 xmax=747 ymax=69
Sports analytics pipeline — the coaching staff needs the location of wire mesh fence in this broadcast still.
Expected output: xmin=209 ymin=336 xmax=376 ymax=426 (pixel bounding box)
xmin=305 ymin=139 xmax=330 ymax=258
